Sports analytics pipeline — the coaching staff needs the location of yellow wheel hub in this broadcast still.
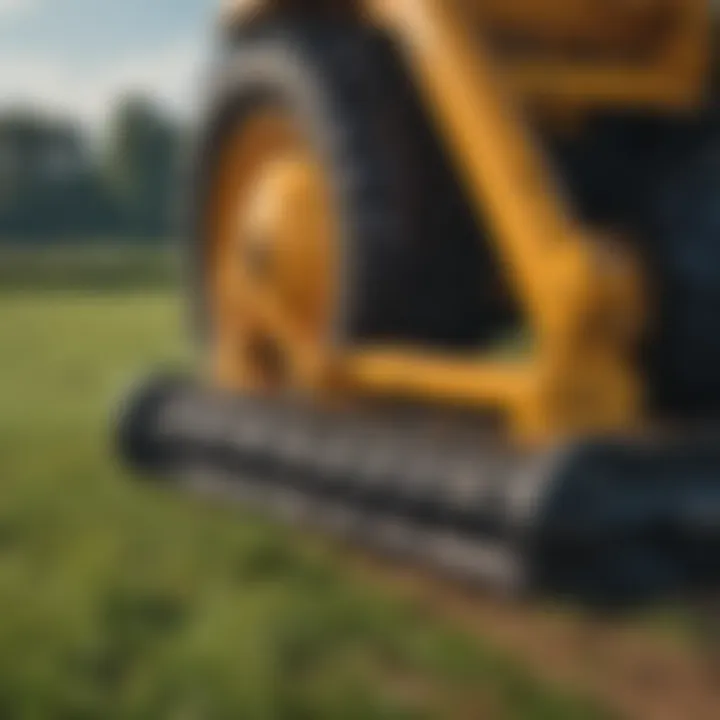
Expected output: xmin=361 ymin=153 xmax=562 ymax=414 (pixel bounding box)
xmin=209 ymin=111 xmax=336 ymax=391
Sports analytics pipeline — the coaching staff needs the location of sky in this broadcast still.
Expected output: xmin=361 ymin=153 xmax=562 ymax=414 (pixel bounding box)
xmin=0 ymin=0 xmax=216 ymax=128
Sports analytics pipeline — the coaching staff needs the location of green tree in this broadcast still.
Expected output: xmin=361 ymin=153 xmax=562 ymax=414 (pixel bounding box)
xmin=103 ymin=95 xmax=182 ymax=240
xmin=0 ymin=110 xmax=119 ymax=243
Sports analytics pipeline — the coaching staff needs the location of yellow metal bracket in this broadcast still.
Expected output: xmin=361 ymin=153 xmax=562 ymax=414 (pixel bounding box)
xmin=215 ymin=0 xmax=710 ymax=443
xmin=338 ymin=0 xmax=649 ymax=441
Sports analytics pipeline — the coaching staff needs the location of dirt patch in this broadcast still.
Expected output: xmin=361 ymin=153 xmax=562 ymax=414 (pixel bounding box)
xmin=350 ymin=555 xmax=720 ymax=720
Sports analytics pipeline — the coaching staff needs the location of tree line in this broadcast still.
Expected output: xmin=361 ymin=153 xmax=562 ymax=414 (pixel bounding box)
xmin=0 ymin=96 xmax=182 ymax=244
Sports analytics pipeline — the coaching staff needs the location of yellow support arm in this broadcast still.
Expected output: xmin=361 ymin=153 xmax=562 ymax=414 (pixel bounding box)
xmin=363 ymin=0 xmax=646 ymax=440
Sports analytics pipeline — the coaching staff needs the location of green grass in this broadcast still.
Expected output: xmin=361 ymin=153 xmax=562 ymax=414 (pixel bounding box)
xmin=0 ymin=254 xmax=607 ymax=719
xmin=0 ymin=245 xmax=177 ymax=292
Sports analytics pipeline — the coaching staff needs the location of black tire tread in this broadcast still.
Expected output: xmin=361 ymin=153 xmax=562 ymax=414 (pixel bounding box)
xmin=188 ymin=19 xmax=513 ymax=351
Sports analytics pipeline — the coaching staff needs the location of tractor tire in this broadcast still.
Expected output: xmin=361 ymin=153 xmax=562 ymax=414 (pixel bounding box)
xmin=644 ymin=126 xmax=720 ymax=418
xmin=187 ymin=20 xmax=509 ymax=358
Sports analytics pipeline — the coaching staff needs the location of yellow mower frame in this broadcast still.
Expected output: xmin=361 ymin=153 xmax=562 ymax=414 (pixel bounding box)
xmin=215 ymin=0 xmax=711 ymax=442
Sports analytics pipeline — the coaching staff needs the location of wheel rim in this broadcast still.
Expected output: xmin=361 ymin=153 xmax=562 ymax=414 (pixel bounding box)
xmin=208 ymin=110 xmax=337 ymax=391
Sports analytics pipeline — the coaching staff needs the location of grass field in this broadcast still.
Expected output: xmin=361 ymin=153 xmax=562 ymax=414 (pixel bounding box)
xmin=0 ymin=245 xmax=178 ymax=292
xmin=0 ymin=249 xmax=607 ymax=719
